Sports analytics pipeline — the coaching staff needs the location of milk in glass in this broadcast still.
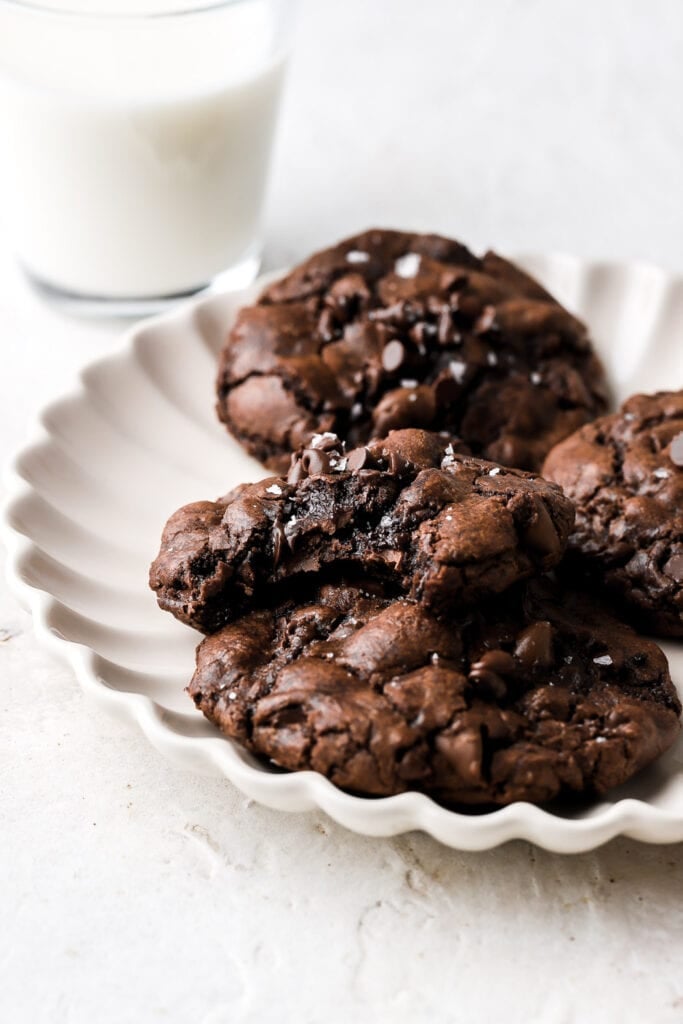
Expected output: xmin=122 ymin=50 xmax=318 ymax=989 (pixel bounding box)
xmin=0 ymin=0 xmax=287 ymax=300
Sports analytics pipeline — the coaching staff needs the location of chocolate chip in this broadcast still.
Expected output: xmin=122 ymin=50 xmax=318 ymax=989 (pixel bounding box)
xmin=347 ymin=447 xmax=372 ymax=471
xmin=669 ymin=432 xmax=683 ymax=467
xmin=317 ymin=307 xmax=338 ymax=342
xmin=287 ymin=457 xmax=307 ymax=485
xmin=524 ymin=499 xmax=561 ymax=558
xmin=514 ymin=621 xmax=554 ymax=670
xmin=664 ymin=552 xmax=683 ymax=582
xmin=301 ymin=449 xmax=331 ymax=476
xmin=382 ymin=339 xmax=406 ymax=373
xmin=388 ymin=450 xmax=412 ymax=476
xmin=437 ymin=307 xmax=452 ymax=345
xmin=272 ymin=523 xmax=285 ymax=567
xmin=475 ymin=649 xmax=516 ymax=676
xmin=474 ymin=305 xmax=497 ymax=334
xmin=468 ymin=666 xmax=507 ymax=700
xmin=468 ymin=649 xmax=516 ymax=699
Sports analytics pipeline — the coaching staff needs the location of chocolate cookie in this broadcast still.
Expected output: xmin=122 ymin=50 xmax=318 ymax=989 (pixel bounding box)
xmin=216 ymin=229 xmax=608 ymax=473
xmin=544 ymin=391 xmax=683 ymax=637
xmin=150 ymin=429 xmax=575 ymax=633
xmin=189 ymin=577 xmax=681 ymax=806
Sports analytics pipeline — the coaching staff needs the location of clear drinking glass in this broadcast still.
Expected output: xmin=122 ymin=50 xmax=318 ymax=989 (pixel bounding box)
xmin=0 ymin=0 xmax=294 ymax=314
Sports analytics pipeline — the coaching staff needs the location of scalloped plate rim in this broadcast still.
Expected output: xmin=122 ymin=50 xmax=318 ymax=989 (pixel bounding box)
xmin=3 ymin=251 xmax=683 ymax=854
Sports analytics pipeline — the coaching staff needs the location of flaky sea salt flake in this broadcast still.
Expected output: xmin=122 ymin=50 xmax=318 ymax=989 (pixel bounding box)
xmin=394 ymin=252 xmax=421 ymax=279
xmin=449 ymin=360 xmax=467 ymax=383
xmin=310 ymin=431 xmax=338 ymax=447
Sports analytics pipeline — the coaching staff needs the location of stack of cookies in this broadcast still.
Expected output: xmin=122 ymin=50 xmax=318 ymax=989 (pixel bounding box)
xmin=150 ymin=230 xmax=682 ymax=807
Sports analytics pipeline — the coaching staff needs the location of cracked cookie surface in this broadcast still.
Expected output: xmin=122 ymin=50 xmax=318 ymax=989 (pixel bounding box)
xmin=150 ymin=429 xmax=575 ymax=633
xmin=544 ymin=391 xmax=683 ymax=637
xmin=189 ymin=576 xmax=681 ymax=806
xmin=216 ymin=228 xmax=608 ymax=473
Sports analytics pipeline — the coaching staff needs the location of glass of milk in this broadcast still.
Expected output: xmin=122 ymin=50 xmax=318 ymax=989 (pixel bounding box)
xmin=0 ymin=0 xmax=294 ymax=313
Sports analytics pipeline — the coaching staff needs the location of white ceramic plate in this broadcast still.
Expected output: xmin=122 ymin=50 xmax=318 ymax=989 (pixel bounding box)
xmin=3 ymin=254 xmax=683 ymax=853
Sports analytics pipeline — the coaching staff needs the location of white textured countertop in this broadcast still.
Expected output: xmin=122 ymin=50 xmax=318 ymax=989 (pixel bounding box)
xmin=2 ymin=1 xmax=683 ymax=1021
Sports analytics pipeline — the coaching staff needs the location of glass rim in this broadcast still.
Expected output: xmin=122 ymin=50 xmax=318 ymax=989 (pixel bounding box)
xmin=0 ymin=0 xmax=256 ymax=21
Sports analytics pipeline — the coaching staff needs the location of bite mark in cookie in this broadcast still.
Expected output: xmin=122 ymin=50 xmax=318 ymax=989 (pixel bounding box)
xmin=149 ymin=429 xmax=575 ymax=633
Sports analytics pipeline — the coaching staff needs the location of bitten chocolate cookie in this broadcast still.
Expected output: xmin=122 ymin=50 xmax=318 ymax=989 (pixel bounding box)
xmin=189 ymin=577 xmax=681 ymax=806
xmin=544 ymin=391 xmax=683 ymax=637
xmin=150 ymin=430 xmax=575 ymax=633
xmin=216 ymin=229 xmax=608 ymax=473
